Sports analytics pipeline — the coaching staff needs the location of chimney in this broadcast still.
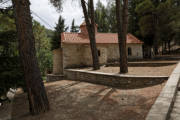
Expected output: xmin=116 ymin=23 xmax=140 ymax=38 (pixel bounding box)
xmin=80 ymin=21 xmax=98 ymax=35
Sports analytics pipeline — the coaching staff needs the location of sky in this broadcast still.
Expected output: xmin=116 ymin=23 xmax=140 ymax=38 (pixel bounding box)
xmin=29 ymin=0 xmax=107 ymax=30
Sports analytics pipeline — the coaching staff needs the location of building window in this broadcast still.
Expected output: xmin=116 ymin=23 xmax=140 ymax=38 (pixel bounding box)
xmin=98 ymin=50 xmax=101 ymax=57
xmin=128 ymin=47 xmax=132 ymax=56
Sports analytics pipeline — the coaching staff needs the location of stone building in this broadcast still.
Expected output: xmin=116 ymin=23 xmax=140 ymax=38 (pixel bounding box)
xmin=53 ymin=22 xmax=143 ymax=74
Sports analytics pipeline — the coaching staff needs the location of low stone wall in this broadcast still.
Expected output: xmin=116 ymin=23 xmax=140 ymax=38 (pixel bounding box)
xmin=146 ymin=62 xmax=180 ymax=120
xmin=46 ymin=74 xmax=64 ymax=82
xmin=64 ymin=69 xmax=168 ymax=89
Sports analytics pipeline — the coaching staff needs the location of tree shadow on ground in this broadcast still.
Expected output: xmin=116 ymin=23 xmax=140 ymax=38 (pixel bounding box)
xmin=11 ymin=80 xmax=161 ymax=120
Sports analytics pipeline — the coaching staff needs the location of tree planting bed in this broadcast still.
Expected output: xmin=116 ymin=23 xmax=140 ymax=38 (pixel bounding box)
xmin=62 ymin=62 xmax=177 ymax=89
xmin=79 ymin=63 xmax=177 ymax=76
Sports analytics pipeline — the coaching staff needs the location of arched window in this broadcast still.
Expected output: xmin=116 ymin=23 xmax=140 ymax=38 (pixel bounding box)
xmin=128 ymin=47 xmax=132 ymax=56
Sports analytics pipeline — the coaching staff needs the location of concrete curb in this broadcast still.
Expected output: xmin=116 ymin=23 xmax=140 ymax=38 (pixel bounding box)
xmin=146 ymin=62 xmax=180 ymax=120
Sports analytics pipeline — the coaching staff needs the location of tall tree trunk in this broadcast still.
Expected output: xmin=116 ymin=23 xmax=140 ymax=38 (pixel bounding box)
xmin=165 ymin=41 xmax=167 ymax=51
xmin=168 ymin=40 xmax=171 ymax=54
xmin=154 ymin=45 xmax=158 ymax=55
xmin=12 ymin=0 xmax=49 ymax=115
xmin=116 ymin=0 xmax=128 ymax=73
xmin=153 ymin=13 xmax=159 ymax=55
xmin=81 ymin=0 xmax=100 ymax=70
xmin=162 ymin=41 xmax=163 ymax=55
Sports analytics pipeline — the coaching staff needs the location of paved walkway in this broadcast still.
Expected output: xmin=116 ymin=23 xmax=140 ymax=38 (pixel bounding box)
xmin=169 ymin=87 xmax=180 ymax=120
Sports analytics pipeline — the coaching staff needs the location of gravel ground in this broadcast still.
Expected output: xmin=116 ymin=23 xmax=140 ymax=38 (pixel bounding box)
xmin=11 ymin=80 xmax=165 ymax=120
xmin=80 ymin=64 xmax=177 ymax=76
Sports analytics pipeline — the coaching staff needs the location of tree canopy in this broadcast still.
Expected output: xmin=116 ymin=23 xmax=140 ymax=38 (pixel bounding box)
xmin=135 ymin=0 xmax=180 ymax=53
xmin=33 ymin=20 xmax=53 ymax=76
xmin=51 ymin=15 xmax=68 ymax=50
xmin=0 ymin=8 xmax=53 ymax=96
xmin=0 ymin=10 xmax=25 ymax=96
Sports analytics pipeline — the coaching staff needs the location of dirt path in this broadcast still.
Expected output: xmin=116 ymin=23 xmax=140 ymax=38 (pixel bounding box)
xmin=11 ymin=80 xmax=165 ymax=120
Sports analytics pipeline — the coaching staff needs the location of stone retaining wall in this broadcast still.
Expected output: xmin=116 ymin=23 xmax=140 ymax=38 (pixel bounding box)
xmin=64 ymin=69 xmax=168 ymax=89
xmin=146 ymin=62 xmax=180 ymax=120
xmin=46 ymin=74 xmax=64 ymax=82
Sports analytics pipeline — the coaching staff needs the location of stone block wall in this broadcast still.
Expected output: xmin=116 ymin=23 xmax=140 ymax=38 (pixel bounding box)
xmin=61 ymin=43 xmax=143 ymax=69
xmin=83 ymin=44 xmax=108 ymax=65
xmin=46 ymin=74 xmax=64 ymax=82
xmin=53 ymin=48 xmax=63 ymax=74
xmin=64 ymin=69 xmax=168 ymax=89
xmin=62 ymin=44 xmax=84 ymax=68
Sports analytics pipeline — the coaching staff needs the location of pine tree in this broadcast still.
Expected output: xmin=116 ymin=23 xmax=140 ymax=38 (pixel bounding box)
xmin=12 ymin=0 xmax=49 ymax=114
xmin=128 ymin=0 xmax=143 ymax=36
xmin=51 ymin=15 xmax=68 ymax=50
xmin=95 ymin=0 xmax=109 ymax=32
xmin=70 ymin=19 xmax=79 ymax=32
xmin=116 ymin=0 xmax=128 ymax=73
xmin=81 ymin=0 xmax=100 ymax=70
xmin=135 ymin=0 xmax=180 ymax=54
xmin=107 ymin=2 xmax=117 ymax=33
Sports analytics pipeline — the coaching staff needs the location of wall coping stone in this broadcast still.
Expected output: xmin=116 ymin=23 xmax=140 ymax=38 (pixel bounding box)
xmin=146 ymin=62 xmax=180 ymax=120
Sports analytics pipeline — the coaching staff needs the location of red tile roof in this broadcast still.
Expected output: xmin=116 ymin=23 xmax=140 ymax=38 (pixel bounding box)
xmin=61 ymin=33 xmax=143 ymax=44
